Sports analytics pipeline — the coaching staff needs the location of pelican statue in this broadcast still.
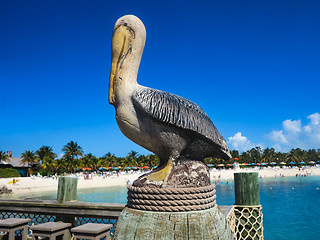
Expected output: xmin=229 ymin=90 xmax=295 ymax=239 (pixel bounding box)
xmin=109 ymin=15 xmax=231 ymax=188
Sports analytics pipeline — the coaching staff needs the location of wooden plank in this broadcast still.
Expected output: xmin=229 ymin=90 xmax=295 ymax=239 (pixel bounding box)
xmin=188 ymin=211 xmax=202 ymax=239
xmin=201 ymin=209 xmax=216 ymax=239
xmin=113 ymin=208 xmax=143 ymax=239
xmin=171 ymin=213 xmax=188 ymax=240
xmin=134 ymin=211 xmax=158 ymax=239
xmin=153 ymin=213 xmax=174 ymax=240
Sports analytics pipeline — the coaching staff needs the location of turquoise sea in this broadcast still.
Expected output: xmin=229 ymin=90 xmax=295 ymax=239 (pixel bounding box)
xmin=9 ymin=175 xmax=320 ymax=239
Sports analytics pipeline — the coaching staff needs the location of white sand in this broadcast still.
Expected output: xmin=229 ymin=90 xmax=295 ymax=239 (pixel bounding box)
xmin=209 ymin=166 xmax=320 ymax=181
xmin=0 ymin=173 xmax=142 ymax=195
xmin=1 ymin=166 xmax=319 ymax=196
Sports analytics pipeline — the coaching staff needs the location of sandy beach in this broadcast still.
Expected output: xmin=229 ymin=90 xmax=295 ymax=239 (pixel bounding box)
xmin=1 ymin=166 xmax=319 ymax=196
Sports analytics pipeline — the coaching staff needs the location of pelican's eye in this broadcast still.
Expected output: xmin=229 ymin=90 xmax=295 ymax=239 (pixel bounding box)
xmin=124 ymin=23 xmax=127 ymax=26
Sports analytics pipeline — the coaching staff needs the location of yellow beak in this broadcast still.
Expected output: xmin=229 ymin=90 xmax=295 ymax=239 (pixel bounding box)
xmin=108 ymin=25 xmax=133 ymax=105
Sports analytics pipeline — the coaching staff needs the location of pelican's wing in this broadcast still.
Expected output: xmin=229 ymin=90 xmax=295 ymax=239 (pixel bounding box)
xmin=132 ymin=87 xmax=230 ymax=156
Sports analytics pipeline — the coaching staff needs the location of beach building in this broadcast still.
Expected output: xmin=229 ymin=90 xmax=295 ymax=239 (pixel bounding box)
xmin=0 ymin=151 xmax=28 ymax=177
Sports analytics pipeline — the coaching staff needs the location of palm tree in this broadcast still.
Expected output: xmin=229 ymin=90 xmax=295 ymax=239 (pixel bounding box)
xmin=0 ymin=151 xmax=9 ymax=163
xmin=261 ymin=148 xmax=276 ymax=163
xmin=102 ymin=152 xmax=117 ymax=167
xmin=248 ymin=147 xmax=262 ymax=163
xmin=62 ymin=141 xmax=83 ymax=172
xmin=56 ymin=158 xmax=67 ymax=174
xmin=230 ymin=150 xmax=240 ymax=160
xmin=36 ymin=146 xmax=56 ymax=162
xmin=20 ymin=150 xmax=36 ymax=177
xmin=42 ymin=156 xmax=57 ymax=176
xmin=62 ymin=141 xmax=83 ymax=159
xmin=80 ymin=153 xmax=95 ymax=169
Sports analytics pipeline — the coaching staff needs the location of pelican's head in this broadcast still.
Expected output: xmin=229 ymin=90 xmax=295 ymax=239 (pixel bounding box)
xmin=109 ymin=15 xmax=146 ymax=105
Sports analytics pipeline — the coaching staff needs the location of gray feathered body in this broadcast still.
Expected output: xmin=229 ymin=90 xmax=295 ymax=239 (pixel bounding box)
xmin=115 ymin=86 xmax=231 ymax=166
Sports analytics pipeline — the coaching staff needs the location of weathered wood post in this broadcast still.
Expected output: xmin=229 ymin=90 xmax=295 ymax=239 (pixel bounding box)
xmin=56 ymin=177 xmax=78 ymax=225
xmin=234 ymin=172 xmax=263 ymax=240
xmin=57 ymin=177 xmax=78 ymax=203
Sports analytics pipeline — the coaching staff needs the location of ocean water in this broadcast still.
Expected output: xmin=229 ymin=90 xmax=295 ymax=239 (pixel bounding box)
xmin=7 ymin=175 xmax=320 ymax=239
xmin=217 ymin=176 xmax=320 ymax=240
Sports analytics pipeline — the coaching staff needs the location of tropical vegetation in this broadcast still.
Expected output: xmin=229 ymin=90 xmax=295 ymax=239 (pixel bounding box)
xmin=1 ymin=142 xmax=320 ymax=176
xmin=0 ymin=151 xmax=9 ymax=163
xmin=0 ymin=168 xmax=20 ymax=178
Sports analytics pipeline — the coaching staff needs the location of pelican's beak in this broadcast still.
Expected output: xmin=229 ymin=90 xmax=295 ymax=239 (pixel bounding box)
xmin=109 ymin=25 xmax=133 ymax=105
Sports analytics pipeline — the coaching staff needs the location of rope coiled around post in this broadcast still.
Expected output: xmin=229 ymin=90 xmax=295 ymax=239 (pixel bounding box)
xmin=127 ymin=184 xmax=216 ymax=212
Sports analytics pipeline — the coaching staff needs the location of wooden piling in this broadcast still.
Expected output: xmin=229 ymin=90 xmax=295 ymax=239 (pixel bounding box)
xmin=56 ymin=177 xmax=78 ymax=225
xmin=233 ymin=172 xmax=263 ymax=240
xmin=57 ymin=177 xmax=78 ymax=204
xmin=234 ymin=172 xmax=259 ymax=206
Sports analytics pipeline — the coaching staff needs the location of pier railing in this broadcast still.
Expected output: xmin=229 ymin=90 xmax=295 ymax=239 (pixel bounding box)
xmin=0 ymin=199 xmax=125 ymax=237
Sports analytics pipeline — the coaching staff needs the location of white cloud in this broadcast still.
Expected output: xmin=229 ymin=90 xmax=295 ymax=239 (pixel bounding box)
xmin=304 ymin=113 xmax=320 ymax=143
xmin=269 ymin=130 xmax=288 ymax=144
xmin=228 ymin=132 xmax=255 ymax=152
xmin=283 ymin=119 xmax=301 ymax=134
xmin=269 ymin=112 xmax=320 ymax=151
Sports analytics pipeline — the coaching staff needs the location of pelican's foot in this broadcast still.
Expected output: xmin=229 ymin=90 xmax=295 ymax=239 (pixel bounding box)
xmin=132 ymin=159 xmax=173 ymax=188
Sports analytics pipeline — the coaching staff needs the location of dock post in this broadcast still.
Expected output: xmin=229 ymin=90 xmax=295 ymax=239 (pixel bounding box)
xmin=234 ymin=172 xmax=263 ymax=239
xmin=57 ymin=177 xmax=78 ymax=203
xmin=56 ymin=177 xmax=78 ymax=225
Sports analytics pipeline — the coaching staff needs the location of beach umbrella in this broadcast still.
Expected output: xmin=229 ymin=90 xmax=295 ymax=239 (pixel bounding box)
xmin=280 ymin=162 xmax=286 ymax=165
xmin=309 ymin=161 xmax=315 ymax=164
xmin=83 ymin=167 xmax=92 ymax=170
xmin=141 ymin=166 xmax=149 ymax=169
xmin=207 ymin=164 xmax=214 ymax=167
xmin=226 ymin=164 xmax=232 ymax=167
xmin=260 ymin=163 xmax=266 ymax=166
xmin=233 ymin=158 xmax=239 ymax=161
xmin=99 ymin=167 xmax=105 ymax=170
xmin=113 ymin=167 xmax=119 ymax=170
xmin=125 ymin=167 xmax=131 ymax=170
xmin=153 ymin=166 xmax=157 ymax=169
xmin=289 ymin=162 xmax=296 ymax=165
xmin=270 ymin=162 xmax=277 ymax=165
xmin=256 ymin=163 xmax=260 ymax=166
xmin=217 ymin=164 xmax=225 ymax=167
xmin=107 ymin=167 xmax=113 ymax=170
xmin=299 ymin=162 xmax=305 ymax=164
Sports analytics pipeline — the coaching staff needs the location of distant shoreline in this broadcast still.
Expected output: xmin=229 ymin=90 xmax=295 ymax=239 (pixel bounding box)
xmin=1 ymin=166 xmax=319 ymax=196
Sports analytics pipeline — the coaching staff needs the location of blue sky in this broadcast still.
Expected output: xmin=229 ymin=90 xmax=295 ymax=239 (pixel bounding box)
xmin=1 ymin=0 xmax=319 ymax=157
